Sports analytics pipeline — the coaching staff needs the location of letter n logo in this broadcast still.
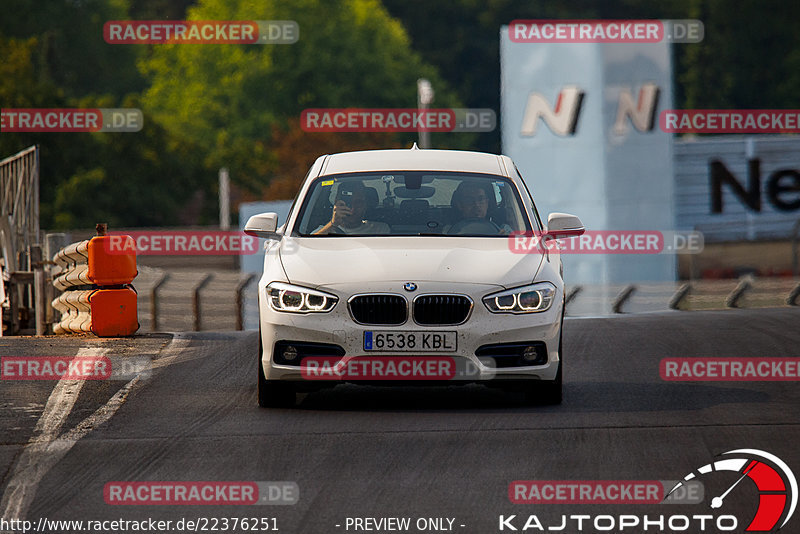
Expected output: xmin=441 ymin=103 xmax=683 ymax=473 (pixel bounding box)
xmin=612 ymin=82 xmax=660 ymax=135
xmin=520 ymin=86 xmax=584 ymax=137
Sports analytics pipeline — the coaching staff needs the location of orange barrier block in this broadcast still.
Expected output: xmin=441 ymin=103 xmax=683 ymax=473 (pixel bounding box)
xmin=88 ymin=235 xmax=137 ymax=285
xmin=89 ymin=288 xmax=139 ymax=337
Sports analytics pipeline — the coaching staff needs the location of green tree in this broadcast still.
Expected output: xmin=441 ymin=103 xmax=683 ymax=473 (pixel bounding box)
xmin=0 ymin=1 xmax=211 ymax=229
xmin=681 ymin=0 xmax=800 ymax=109
xmin=139 ymin=0 xmax=461 ymax=194
xmin=0 ymin=0 xmax=145 ymax=100
xmin=49 ymin=95 xmax=207 ymax=228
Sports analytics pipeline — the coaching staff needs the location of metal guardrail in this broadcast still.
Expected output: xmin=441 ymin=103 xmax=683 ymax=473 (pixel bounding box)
xmin=193 ymin=274 xmax=215 ymax=331
xmin=793 ymin=220 xmax=800 ymax=278
xmin=612 ymin=285 xmax=636 ymax=313
xmin=787 ymin=283 xmax=800 ymax=306
xmin=668 ymin=283 xmax=692 ymax=310
xmin=112 ymin=271 xmax=800 ymax=332
xmin=150 ymin=273 xmax=170 ymax=331
xmin=235 ymin=273 xmax=257 ymax=331
xmin=725 ymin=276 xmax=753 ymax=308
xmin=564 ymin=278 xmax=800 ymax=316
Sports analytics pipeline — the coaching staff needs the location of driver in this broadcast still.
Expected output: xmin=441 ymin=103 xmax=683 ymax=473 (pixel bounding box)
xmin=445 ymin=182 xmax=512 ymax=234
xmin=313 ymin=182 xmax=390 ymax=235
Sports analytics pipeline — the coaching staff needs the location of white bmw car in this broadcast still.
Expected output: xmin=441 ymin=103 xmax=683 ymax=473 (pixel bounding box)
xmin=245 ymin=147 xmax=584 ymax=407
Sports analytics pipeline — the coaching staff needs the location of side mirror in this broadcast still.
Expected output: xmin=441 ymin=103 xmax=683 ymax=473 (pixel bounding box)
xmin=545 ymin=212 xmax=585 ymax=238
xmin=244 ymin=212 xmax=282 ymax=240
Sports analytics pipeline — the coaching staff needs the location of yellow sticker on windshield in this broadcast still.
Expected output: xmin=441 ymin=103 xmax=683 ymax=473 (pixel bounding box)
xmin=321 ymin=180 xmax=334 ymax=186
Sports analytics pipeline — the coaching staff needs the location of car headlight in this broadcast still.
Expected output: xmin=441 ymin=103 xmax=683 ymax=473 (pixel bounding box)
xmin=267 ymin=282 xmax=338 ymax=313
xmin=483 ymin=282 xmax=556 ymax=314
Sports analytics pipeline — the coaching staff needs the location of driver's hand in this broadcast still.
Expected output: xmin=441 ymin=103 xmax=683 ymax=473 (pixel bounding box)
xmin=331 ymin=201 xmax=352 ymax=226
xmin=498 ymin=224 xmax=513 ymax=235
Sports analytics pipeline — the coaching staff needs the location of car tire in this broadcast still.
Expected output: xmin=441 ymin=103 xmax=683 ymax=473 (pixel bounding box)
xmin=257 ymin=332 xmax=296 ymax=408
xmin=525 ymin=355 xmax=562 ymax=405
xmin=524 ymin=311 xmax=564 ymax=405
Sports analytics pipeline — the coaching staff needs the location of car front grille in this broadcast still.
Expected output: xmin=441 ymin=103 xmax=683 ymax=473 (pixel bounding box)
xmin=413 ymin=295 xmax=472 ymax=325
xmin=348 ymin=294 xmax=407 ymax=325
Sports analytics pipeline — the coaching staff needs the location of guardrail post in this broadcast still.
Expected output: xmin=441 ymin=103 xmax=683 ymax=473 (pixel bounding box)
xmin=668 ymin=283 xmax=692 ymax=310
xmin=193 ymin=274 xmax=214 ymax=332
xmin=150 ymin=273 xmax=170 ymax=331
xmin=30 ymin=245 xmax=46 ymax=335
xmin=725 ymin=275 xmax=753 ymax=308
xmin=565 ymin=285 xmax=582 ymax=308
xmin=786 ymin=282 xmax=800 ymax=306
xmin=612 ymin=285 xmax=636 ymax=314
xmin=792 ymin=220 xmax=800 ymax=277
xmin=235 ymin=273 xmax=257 ymax=331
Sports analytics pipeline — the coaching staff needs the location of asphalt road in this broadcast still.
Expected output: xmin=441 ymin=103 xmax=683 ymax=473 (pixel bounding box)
xmin=1 ymin=308 xmax=799 ymax=534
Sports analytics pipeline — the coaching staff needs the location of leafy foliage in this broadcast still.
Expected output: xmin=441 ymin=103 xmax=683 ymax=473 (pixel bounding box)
xmin=3 ymin=0 xmax=800 ymax=229
xmin=139 ymin=0 xmax=461 ymax=194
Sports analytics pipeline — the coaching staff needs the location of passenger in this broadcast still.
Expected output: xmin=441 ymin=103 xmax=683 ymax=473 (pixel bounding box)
xmin=446 ymin=182 xmax=512 ymax=234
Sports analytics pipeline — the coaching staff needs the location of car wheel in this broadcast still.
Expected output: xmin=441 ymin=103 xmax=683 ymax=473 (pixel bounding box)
xmin=257 ymin=332 xmax=296 ymax=408
xmin=525 ymin=314 xmax=564 ymax=405
xmin=525 ymin=355 xmax=562 ymax=405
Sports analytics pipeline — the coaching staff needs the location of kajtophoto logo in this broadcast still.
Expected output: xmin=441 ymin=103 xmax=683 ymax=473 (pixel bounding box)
xmin=666 ymin=449 xmax=797 ymax=532
xmin=500 ymin=449 xmax=795 ymax=533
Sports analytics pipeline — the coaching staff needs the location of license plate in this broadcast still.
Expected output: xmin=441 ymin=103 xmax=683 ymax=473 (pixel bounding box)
xmin=363 ymin=331 xmax=457 ymax=352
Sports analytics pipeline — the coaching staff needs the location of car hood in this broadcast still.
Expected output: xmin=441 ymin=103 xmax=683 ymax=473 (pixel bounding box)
xmin=278 ymin=236 xmax=544 ymax=288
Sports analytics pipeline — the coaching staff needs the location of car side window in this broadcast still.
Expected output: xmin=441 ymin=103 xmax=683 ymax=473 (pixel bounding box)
xmin=514 ymin=164 xmax=543 ymax=231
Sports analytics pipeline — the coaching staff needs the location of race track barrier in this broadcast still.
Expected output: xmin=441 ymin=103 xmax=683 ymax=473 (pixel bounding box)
xmin=51 ymin=225 xmax=139 ymax=336
xmin=725 ymin=275 xmax=753 ymax=308
xmin=612 ymin=284 xmax=637 ymax=313
xmin=668 ymin=283 xmax=693 ymax=310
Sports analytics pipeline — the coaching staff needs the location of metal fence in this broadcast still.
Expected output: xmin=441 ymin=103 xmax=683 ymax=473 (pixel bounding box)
xmin=1 ymin=146 xmax=43 ymax=336
xmin=1 ymin=146 xmax=40 ymax=275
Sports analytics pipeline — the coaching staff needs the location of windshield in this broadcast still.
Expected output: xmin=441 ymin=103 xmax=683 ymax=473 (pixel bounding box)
xmin=294 ymin=172 xmax=532 ymax=237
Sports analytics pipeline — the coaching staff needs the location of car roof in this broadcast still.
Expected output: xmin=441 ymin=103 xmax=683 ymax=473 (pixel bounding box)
xmin=319 ymin=148 xmax=508 ymax=176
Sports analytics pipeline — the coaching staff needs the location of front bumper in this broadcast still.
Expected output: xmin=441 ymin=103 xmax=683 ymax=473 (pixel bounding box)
xmin=258 ymin=280 xmax=562 ymax=385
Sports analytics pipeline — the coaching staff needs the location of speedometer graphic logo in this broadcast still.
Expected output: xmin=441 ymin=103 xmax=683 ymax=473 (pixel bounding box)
xmin=666 ymin=449 xmax=797 ymax=531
